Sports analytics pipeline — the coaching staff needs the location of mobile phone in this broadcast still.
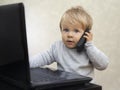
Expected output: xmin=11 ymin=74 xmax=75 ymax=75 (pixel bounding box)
xmin=76 ymin=28 xmax=89 ymax=52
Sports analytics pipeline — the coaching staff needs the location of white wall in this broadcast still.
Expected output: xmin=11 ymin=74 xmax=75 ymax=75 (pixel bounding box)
xmin=0 ymin=0 xmax=120 ymax=90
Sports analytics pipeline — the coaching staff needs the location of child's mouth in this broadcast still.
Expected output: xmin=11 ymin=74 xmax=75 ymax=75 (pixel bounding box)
xmin=66 ymin=40 xmax=74 ymax=45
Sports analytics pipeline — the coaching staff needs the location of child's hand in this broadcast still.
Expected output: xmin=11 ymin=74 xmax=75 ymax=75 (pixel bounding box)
xmin=83 ymin=31 xmax=93 ymax=42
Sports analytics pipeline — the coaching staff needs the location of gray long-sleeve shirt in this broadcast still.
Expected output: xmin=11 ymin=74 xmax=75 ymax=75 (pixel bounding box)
xmin=29 ymin=40 xmax=109 ymax=79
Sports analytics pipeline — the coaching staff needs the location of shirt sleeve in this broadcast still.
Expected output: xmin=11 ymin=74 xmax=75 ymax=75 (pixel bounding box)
xmin=29 ymin=44 xmax=56 ymax=68
xmin=85 ymin=41 xmax=109 ymax=70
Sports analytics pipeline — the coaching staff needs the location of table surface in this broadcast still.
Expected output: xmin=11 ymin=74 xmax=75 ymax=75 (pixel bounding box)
xmin=0 ymin=80 xmax=102 ymax=90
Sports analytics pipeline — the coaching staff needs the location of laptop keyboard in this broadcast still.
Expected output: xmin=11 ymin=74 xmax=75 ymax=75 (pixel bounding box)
xmin=30 ymin=67 xmax=92 ymax=85
xmin=30 ymin=68 xmax=65 ymax=83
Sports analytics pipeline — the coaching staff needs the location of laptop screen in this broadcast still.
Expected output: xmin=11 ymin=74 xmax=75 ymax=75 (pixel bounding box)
xmin=0 ymin=3 xmax=30 ymax=88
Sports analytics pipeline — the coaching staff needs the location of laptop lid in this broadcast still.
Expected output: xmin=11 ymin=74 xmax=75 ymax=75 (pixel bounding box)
xmin=0 ymin=3 xmax=30 ymax=89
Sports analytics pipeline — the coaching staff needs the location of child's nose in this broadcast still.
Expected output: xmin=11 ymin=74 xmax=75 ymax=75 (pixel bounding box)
xmin=68 ymin=31 xmax=73 ymax=37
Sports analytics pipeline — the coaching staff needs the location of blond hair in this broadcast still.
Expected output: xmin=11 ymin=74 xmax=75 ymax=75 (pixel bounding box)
xmin=60 ymin=6 xmax=93 ymax=30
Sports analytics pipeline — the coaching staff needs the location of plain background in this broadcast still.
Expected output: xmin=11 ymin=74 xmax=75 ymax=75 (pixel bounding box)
xmin=0 ymin=0 xmax=120 ymax=90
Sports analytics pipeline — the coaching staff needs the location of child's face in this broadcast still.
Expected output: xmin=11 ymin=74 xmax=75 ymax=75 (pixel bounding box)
xmin=61 ymin=20 xmax=84 ymax=49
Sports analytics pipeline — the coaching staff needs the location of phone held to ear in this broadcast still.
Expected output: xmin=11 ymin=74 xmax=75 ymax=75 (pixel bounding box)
xmin=76 ymin=28 xmax=89 ymax=52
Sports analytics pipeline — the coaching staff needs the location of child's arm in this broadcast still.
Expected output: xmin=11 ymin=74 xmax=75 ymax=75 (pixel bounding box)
xmin=85 ymin=42 xmax=109 ymax=70
xmin=29 ymin=44 xmax=56 ymax=68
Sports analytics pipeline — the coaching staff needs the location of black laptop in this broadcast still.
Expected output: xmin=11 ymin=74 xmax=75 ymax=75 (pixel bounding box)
xmin=0 ymin=3 xmax=92 ymax=90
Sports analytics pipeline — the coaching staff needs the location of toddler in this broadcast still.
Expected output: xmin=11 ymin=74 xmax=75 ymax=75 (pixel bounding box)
xmin=30 ymin=6 xmax=109 ymax=80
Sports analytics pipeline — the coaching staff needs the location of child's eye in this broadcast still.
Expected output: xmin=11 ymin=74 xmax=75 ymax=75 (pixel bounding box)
xmin=74 ymin=29 xmax=79 ymax=33
xmin=63 ymin=29 xmax=69 ymax=32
